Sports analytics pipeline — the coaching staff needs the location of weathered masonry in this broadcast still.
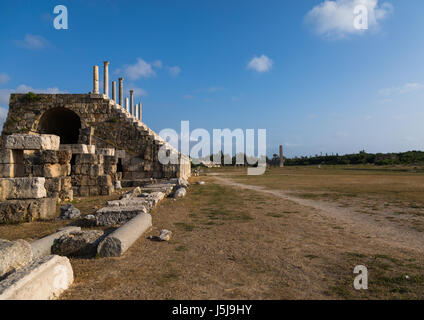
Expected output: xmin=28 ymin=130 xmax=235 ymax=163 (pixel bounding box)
xmin=1 ymin=61 xmax=191 ymax=193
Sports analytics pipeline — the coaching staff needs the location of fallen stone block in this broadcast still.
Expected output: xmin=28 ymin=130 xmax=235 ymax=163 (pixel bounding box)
xmin=59 ymin=144 xmax=95 ymax=154
xmin=59 ymin=204 xmax=81 ymax=220
xmin=0 ymin=177 xmax=46 ymax=201
xmin=30 ymin=226 xmax=81 ymax=259
xmin=143 ymin=183 xmax=175 ymax=195
xmin=0 ymin=255 xmax=73 ymax=300
xmin=172 ymin=187 xmax=187 ymax=198
xmin=5 ymin=134 xmax=60 ymax=151
xmin=0 ymin=197 xmax=57 ymax=224
xmin=0 ymin=239 xmax=33 ymax=277
xmin=97 ymin=212 xmax=152 ymax=257
xmin=120 ymin=187 xmax=142 ymax=200
xmin=51 ymin=230 xmax=104 ymax=258
xmin=159 ymin=229 xmax=172 ymax=241
xmin=94 ymin=206 xmax=147 ymax=226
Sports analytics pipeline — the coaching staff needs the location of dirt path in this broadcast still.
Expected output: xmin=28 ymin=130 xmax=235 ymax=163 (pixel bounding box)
xmin=212 ymin=175 xmax=424 ymax=254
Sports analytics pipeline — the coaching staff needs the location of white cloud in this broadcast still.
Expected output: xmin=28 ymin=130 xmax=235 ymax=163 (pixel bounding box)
xmin=168 ymin=66 xmax=181 ymax=77
xmin=247 ymin=55 xmax=273 ymax=72
xmin=183 ymin=94 xmax=194 ymax=100
xmin=124 ymin=58 xmax=156 ymax=80
xmin=14 ymin=34 xmax=50 ymax=50
xmin=378 ymin=82 xmax=424 ymax=96
xmin=305 ymin=0 xmax=393 ymax=38
xmin=152 ymin=60 xmax=163 ymax=68
xmin=127 ymin=84 xmax=147 ymax=97
xmin=0 ymin=73 xmax=10 ymax=84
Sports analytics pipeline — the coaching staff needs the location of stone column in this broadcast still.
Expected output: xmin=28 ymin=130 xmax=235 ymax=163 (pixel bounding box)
xmin=279 ymin=145 xmax=284 ymax=167
xmin=125 ymin=97 xmax=129 ymax=112
xmin=103 ymin=61 xmax=109 ymax=97
xmin=138 ymin=102 xmax=142 ymax=121
xmin=118 ymin=78 xmax=123 ymax=106
xmin=93 ymin=66 xmax=99 ymax=94
xmin=111 ymin=81 xmax=116 ymax=101
xmin=129 ymin=90 xmax=134 ymax=115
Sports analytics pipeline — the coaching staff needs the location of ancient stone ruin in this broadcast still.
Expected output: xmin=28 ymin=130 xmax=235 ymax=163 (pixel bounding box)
xmin=0 ymin=60 xmax=190 ymax=223
xmin=0 ymin=61 xmax=191 ymax=299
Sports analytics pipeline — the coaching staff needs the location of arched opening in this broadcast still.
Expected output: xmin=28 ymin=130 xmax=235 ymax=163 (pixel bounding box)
xmin=38 ymin=107 xmax=81 ymax=144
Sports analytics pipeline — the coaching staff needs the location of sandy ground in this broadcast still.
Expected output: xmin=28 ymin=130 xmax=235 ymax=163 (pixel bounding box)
xmin=1 ymin=167 xmax=423 ymax=299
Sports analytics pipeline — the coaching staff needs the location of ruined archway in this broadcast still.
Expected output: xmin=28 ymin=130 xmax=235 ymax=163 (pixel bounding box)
xmin=38 ymin=107 xmax=81 ymax=144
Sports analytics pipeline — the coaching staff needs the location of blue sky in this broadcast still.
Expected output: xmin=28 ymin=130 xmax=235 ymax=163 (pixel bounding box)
xmin=1 ymin=0 xmax=424 ymax=157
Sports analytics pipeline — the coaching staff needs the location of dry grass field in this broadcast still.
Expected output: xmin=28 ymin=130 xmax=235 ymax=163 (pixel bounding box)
xmin=1 ymin=165 xmax=423 ymax=299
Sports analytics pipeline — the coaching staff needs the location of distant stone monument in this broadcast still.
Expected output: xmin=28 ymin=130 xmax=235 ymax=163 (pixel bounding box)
xmin=279 ymin=145 xmax=284 ymax=167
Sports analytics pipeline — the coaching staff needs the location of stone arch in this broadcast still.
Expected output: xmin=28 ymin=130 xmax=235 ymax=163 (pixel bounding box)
xmin=37 ymin=107 xmax=81 ymax=144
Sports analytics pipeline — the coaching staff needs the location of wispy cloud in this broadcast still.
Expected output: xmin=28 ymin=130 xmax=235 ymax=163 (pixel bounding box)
xmin=0 ymin=73 xmax=10 ymax=84
xmin=305 ymin=0 xmax=393 ymax=39
xmin=378 ymin=82 xmax=424 ymax=96
xmin=247 ymin=54 xmax=273 ymax=73
xmin=168 ymin=66 xmax=181 ymax=77
xmin=122 ymin=58 xmax=156 ymax=80
xmin=117 ymin=58 xmax=181 ymax=80
xmin=183 ymin=94 xmax=195 ymax=100
xmin=14 ymin=34 xmax=50 ymax=50
xmin=127 ymin=84 xmax=148 ymax=97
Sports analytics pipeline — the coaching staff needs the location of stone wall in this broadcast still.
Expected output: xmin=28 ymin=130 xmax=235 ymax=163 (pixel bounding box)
xmin=1 ymin=93 xmax=190 ymax=180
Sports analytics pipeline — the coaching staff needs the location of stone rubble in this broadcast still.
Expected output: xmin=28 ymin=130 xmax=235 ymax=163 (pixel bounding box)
xmin=59 ymin=204 xmax=81 ymax=220
xmin=51 ymin=230 xmax=104 ymax=258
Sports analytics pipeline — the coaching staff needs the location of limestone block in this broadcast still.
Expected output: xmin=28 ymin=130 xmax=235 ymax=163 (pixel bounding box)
xmin=115 ymin=150 xmax=126 ymax=159
xmin=0 ymin=163 xmax=25 ymax=178
xmin=43 ymin=164 xmax=71 ymax=178
xmin=172 ymin=187 xmax=187 ymax=198
xmin=100 ymin=185 xmax=114 ymax=196
xmin=0 ymin=197 xmax=57 ymax=224
xmin=59 ymin=144 xmax=95 ymax=154
xmin=0 ymin=149 xmax=23 ymax=164
xmin=76 ymin=186 xmax=89 ymax=197
xmin=94 ymin=206 xmax=146 ymax=226
xmin=74 ymin=154 xmax=103 ymax=164
xmin=59 ymin=204 xmax=80 ymax=220
xmin=0 ymin=177 xmax=46 ymax=200
xmin=35 ymin=150 xmax=72 ymax=164
xmin=5 ymin=134 xmax=60 ymax=151
xmin=0 ymin=255 xmax=74 ymax=300
xmin=31 ymin=226 xmax=81 ymax=259
xmin=0 ymin=239 xmax=33 ymax=277
xmin=51 ymin=230 xmax=104 ymax=258
xmin=58 ymin=189 xmax=73 ymax=202
xmin=96 ymin=148 xmax=115 ymax=156
xmin=103 ymin=155 xmax=118 ymax=165
xmin=97 ymin=175 xmax=112 ymax=186
xmin=97 ymin=213 xmax=152 ymax=257
xmin=89 ymin=186 xmax=99 ymax=196
xmin=44 ymin=177 xmax=61 ymax=196
xmin=103 ymin=164 xmax=117 ymax=174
